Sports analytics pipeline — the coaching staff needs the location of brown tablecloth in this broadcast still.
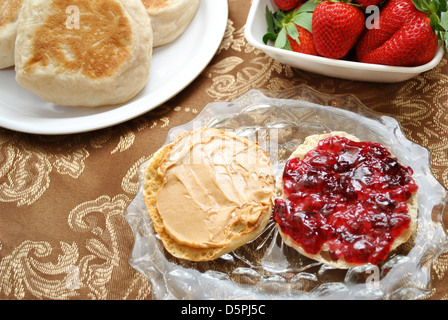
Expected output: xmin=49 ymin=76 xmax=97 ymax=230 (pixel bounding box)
xmin=1 ymin=0 xmax=448 ymax=300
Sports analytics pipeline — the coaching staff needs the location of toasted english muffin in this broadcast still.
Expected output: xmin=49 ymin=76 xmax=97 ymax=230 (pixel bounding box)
xmin=0 ymin=0 xmax=25 ymax=68
xmin=14 ymin=0 xmax=153 ymax=107
xmin=275 ymin=131 xmax=418 ymax=269
xmin=143 ymin=127 xmax=275 ymax=262
xmin=142 ymin=0 xmax=200 ymax=47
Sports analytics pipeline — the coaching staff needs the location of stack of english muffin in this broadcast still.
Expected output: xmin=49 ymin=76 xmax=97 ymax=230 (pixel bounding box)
xmin=0 ymin=0 xmax=200 ymax=107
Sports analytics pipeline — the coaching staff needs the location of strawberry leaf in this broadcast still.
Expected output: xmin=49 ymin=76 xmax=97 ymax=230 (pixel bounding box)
xmin=296 ymin=0 xmax=319 ymax=13
xmin=412 ymin=0 xmax=447 ymax=17
xmin=441 ymin=11 xmax=448 ymax=29
xmin=440 ymin=0 xmax=447 ymax=13
xmin=265 ymin=6 xmax=276 ymax=34
xmin=293 ymin=12 xmax=313 ymax=33
xmin=275 ymin=28 xmax=289 ymax=49
xmin=435 ymin=0 xmax=447 ymax=13
xmin=437 ymin=12 xmax=448 ymax=48
xmin=263 ymin=0 xmax=318 ymax=50
xmin=274 ymin=10 xmax=287 ymax=28
xmin=263 ymin=32 xmax=278 ymax=44
xmin=286 ymin=22 xmax=301 ymax=45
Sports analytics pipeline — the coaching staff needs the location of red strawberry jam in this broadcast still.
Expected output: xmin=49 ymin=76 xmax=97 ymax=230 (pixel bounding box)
xmin=273 ymin=135 xmax=418 ymax=265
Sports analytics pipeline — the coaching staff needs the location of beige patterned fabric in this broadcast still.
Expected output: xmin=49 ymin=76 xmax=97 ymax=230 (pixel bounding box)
xmin=1 ymin=0 xmax=448 ymax=300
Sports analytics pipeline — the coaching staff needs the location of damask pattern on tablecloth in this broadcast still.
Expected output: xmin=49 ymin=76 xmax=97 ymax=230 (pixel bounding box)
xmin=1 ymin=0 xmax=448 ymax=299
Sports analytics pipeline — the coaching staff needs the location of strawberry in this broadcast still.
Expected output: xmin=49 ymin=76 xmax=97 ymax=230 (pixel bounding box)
xmin=311 ymin=1 xmax=365 ymax=59
xmin=355 ymin=0 xmax=446 ymax=67
xmin=274 ymin=0 xmax=307 ymax=11
xmin=353 ymin=0 xmax=384 ymax=7
xmin=286 ymin=24 xmax=319 ymax=55
xmin=264 ymin=0 xmax=319 ymax=55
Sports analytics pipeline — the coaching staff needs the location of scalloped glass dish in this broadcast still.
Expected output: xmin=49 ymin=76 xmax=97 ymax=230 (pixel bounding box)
xmin=244 ymin=0 xmax=444 ymax=83
xmin=125 ymin=85 xmax=448 ymax=300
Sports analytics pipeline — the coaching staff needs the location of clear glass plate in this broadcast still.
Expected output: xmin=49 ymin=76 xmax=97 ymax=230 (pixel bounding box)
xmin=125 ymin=85 xmax=448 ymax=300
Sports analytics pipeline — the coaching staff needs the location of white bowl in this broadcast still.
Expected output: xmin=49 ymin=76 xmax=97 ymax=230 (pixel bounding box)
xmin=245 ymin=0 xmax=445 ymax=83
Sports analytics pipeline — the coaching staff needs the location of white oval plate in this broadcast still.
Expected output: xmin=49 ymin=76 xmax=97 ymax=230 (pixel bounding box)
xmin=0 ymin=0 xmax=228 ymax=135
xmin=245 ymin=0 xmax=444 ymax=83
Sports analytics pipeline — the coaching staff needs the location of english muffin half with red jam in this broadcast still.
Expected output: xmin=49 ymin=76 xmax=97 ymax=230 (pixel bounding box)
xmin=273 ymin=131 xmax=418 ymax=268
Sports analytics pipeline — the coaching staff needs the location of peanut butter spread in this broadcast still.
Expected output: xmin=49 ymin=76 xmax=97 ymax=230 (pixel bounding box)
xmin=156 ymin=128 xmax=274 ymax=250
xmin=0 ymin=0 xmax=24 ymax=28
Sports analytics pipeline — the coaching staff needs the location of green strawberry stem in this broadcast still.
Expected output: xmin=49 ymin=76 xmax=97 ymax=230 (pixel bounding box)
xmin=263 ymin=0 xmax=318 ymax=50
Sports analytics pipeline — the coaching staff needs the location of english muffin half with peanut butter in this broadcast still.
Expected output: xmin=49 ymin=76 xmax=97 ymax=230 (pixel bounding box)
xmin=0 ymin=0 xmax=25 ymax=68
xmin=142 ymin=0 xmax=200 ymax=47
xmin=143 ymin=127 xmax=275 ymax=262
xmin=14 ymin=0 xmax=152 ymax=107
xmin=274 ymin=131 xmax=418 ymax=269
